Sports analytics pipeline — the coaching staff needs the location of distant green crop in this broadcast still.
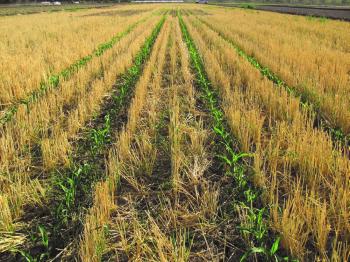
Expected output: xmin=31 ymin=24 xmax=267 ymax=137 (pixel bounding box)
xmin=90 ymin=114 xmax=111 ymax=155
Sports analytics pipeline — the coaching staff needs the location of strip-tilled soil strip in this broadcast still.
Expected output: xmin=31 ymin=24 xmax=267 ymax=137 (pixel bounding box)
xmin=0 ymin=14 xmax=150 ymax=125
xmin=4 ymin=17 xmax=166 ymax=262
xmin=179 ymin=12 xmax=291 ymax=261
xmin=192 ymin=13 xmax=350 ymax=149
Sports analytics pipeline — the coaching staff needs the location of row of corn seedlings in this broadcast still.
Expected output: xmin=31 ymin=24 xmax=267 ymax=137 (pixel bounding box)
xmin=183 ymin=10 xmax=350 ymax=260
xmin=79 ymin=16 xmax=171 ymax=262
xmin=166 ymin=17 xmax=239 ymax=259
xmin=101 ymin=14 xmax=246 ymax=261
xmin=178 ymin=12 xmax=293 ymax=261
xmin=0 ymin=14 xmax=152 ymax=126
xmin=92 ymin=15 xmax=225 ymax=261
xmin=5 ymin=16 xmax=166 ymax=262
xmin=190 ymin=13 xmax=349 ymax=149
xmin=37 ymin=16 xmax=161 ymax=170
xmin=0 ymin=16 xmax=160 ymax=250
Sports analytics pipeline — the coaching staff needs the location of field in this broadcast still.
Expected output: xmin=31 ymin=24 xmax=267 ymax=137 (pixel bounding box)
xmin=0 ymin=3 xmax=114 ymax=16
xmin=0 ymin=3 xmax=349 ymax=261
xmin=210 ymin=2 xmax=350 ymax=21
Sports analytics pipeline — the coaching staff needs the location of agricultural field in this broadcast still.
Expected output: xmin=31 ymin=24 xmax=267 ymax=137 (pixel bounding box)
xmin=0 ymin=3 xmax=350 ymax=262
xmin=0 ymin=3 xmax=113 ymax=16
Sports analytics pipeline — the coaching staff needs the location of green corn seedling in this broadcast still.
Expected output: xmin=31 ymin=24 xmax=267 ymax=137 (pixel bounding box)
xmin=90 ymin=114 xmax=111 ymax=154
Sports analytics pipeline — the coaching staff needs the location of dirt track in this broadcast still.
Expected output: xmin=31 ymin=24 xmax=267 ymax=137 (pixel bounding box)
xmin=211 ymin=3 xmax=350 ymax=21
xmin=256 ymin=5 xmax=350 ymax=21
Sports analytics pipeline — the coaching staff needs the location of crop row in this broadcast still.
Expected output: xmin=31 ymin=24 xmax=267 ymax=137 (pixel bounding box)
xmin=82 ymin=14 xmax=247 ymax=261
xmin=0 ymin=6 xmax=156 ymax=106
xmin=195 ymin=7 xmax=350 ymax=139
xmin=4 ymin=15 xmax=166 ymax=262
xmin=0 ymin=15 xmax=150 ymax=126
xmin=193 ymin=14 xmax=350 ymax=148
xmin=179 ymin=12 xmax=287 ymax=261
xmin=0 ymin=16 xmax=160 ymax=237
xmin=182 ymin=7 xmax=350 ymax=261
xmin=79 ymin=16 xmax=170 ymax=261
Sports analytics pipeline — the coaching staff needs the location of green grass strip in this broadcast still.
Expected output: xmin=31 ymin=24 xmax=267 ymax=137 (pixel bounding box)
xmin=179 ymin=13 xmax=295 ymax=262
xmin=0 ymin=15 xmax=149 ymax=126
xmin=194 ymin=16 xmax=349 ymax=146
xmin=11 ymin=16 xmax=166 ymax=261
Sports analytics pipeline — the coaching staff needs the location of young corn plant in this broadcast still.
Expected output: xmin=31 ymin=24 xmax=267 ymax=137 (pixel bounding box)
xmin=55 ymin=163 xmax=91 ymax=225
xmin=90 ymin=114 xmax=111 ymax=155
xmin=240 ymin=237 xmax=282 ymax=262
xmin=12 ymin=225 xmax=50 ymax=262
